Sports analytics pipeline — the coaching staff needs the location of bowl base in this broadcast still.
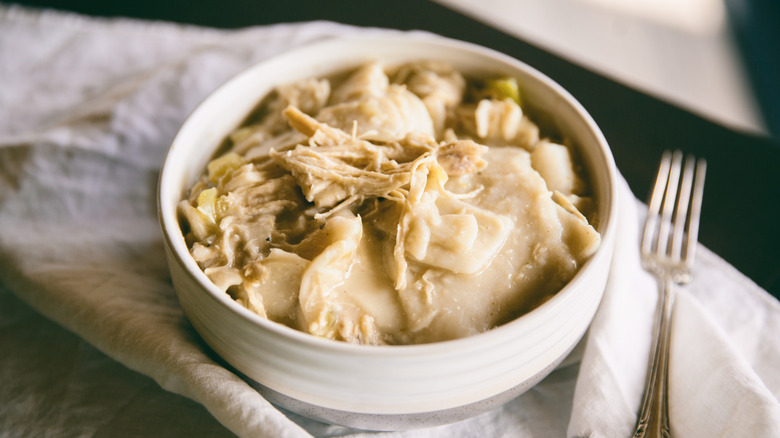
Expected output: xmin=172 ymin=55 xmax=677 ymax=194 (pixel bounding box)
xmin=246 ymin=350 xmax=568 ymax=431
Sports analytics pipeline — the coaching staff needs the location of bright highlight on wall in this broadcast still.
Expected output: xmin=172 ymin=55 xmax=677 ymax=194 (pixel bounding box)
xmin=579 ymin=0 xmax=727 ymax=35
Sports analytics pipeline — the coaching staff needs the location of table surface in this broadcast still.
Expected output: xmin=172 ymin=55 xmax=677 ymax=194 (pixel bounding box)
xmin=14 ymin=0 xmax=778 ymax=298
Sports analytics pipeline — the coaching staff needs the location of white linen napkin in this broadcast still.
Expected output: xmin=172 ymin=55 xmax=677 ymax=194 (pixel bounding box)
xmin=568 ymin=180 xmax=780 ymax=437
xmin=1 ymin=5 xmax=778 ymax=437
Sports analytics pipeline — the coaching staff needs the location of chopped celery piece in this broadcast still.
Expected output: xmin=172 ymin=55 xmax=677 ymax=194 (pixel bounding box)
xmin=196 ymin=188 xmax=218 ymax=224
xmin=207 ymin=152 xmax=244 ymax=183
xmin=196 ymin=187 xmax=231 ymax=225
xmin=486 ymin=77 xmax=521 ymax=105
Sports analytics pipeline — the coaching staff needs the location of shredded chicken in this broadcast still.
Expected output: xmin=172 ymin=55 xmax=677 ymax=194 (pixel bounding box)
xmin=271 ymin=106 xmax=432 ymax=209
xmin=436 ymin=139 xmax=488 ymax=176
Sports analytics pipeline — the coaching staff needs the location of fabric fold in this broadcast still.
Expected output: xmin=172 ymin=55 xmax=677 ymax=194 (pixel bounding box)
xmin=568 ymin=186 xmax=780 ymax=437
xmin=670 ymin=291 xmax=780 ymax=437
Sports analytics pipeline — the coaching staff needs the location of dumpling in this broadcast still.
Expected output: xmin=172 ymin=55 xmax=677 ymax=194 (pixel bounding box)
xmin=531 ymin=140 xmax=584 ymax=195
xmin=394 ymin=61 xmax=466 ymax=135
xmin=317 ymin=84 xmax=434 ymax=142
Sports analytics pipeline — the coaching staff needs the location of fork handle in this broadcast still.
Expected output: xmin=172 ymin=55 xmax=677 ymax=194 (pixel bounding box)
xmin=633 ymin=276 xmax=675 ymax=438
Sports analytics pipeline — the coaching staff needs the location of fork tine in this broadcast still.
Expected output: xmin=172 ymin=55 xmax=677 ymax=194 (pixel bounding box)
xmin=684 ymin=158 xmax=707 ymax=266
xmin=642 ymin=150 xmax=672 ymax=256
xmin=671 ymin=155 xmax=696 ymax=261
xmin=656 ymin=150 xmax=683 ymax=257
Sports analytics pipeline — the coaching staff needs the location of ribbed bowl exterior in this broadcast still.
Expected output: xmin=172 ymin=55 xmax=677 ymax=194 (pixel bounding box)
xmin=158 ymin=34 xmax=618 ymax=430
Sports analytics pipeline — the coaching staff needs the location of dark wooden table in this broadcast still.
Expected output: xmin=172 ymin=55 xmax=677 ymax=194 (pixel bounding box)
xmin=13 ymin=0 xmax=780 ymax=298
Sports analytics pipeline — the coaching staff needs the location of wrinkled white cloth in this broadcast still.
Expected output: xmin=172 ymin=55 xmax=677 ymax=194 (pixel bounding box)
xmin=568 ymin=179 xmax=780 ymax=437
xmin=0 ymin=5 xmax=778 ymax=437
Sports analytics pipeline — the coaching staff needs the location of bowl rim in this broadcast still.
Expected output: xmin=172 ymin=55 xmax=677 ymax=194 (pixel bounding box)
xmin=157 ymin=32 xmax=619 ymax=355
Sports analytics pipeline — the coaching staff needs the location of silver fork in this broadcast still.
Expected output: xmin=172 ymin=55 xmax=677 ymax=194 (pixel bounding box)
xmin=632 ymin=150 xmax=706 ymax=437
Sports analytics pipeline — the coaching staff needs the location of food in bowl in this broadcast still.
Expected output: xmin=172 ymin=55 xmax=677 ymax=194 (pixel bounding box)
xmin=177 ymin=60 xmax=600 ymax=345
xmin=160 ymin=34 xmax=617 ymax=429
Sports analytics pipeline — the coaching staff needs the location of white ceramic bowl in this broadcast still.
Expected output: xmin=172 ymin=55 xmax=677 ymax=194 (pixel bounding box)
xmin=158 ymin=34 xmax=618 ymax=430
